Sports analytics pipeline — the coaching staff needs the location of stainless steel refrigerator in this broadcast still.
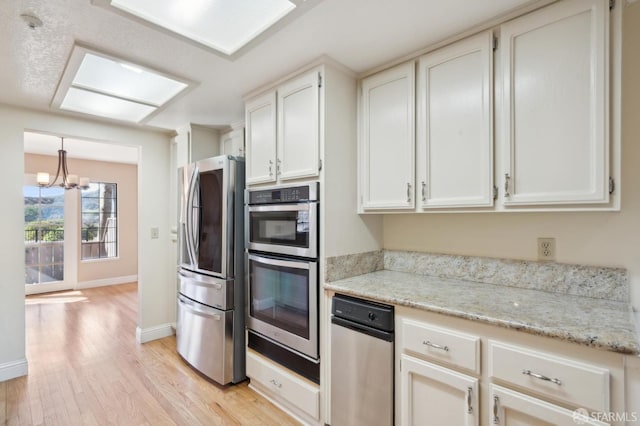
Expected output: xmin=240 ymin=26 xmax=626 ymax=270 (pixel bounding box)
xmin=176 ymin=155 xmax=245 ymax=385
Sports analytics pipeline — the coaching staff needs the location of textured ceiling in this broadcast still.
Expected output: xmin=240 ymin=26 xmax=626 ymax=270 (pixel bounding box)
xmin=2 ymin=0 xmax=537 ymax=132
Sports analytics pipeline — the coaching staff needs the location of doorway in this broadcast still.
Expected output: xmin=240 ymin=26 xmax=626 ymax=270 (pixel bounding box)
xmin=24 ymin=184 xmax=65 ymax=285
xmin=23 ymin=131 xmax=138 ymax=295
xmin=23 ymin=180 xmax=76 ymax=295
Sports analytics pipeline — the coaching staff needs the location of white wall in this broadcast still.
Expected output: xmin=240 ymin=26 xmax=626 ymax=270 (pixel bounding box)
xmin=0 ymin=104 xmax=174 ymax=380
xmin=323 ymin=63 xmax=384 ymax=258
xmin=384 ymin=3 xmax=640 ymax=311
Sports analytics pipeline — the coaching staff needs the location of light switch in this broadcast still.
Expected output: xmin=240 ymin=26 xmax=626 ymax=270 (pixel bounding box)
xmin=151 ymin=227 xmax=160 ymax=239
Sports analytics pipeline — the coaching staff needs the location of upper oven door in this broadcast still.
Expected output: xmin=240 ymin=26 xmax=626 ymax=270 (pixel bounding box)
xmin=248 ymin=203 xmax=317 ymax=258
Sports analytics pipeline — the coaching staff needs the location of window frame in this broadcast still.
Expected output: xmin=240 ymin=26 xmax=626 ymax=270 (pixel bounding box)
xmin=80 ymin=181 xmax=119 ymax=261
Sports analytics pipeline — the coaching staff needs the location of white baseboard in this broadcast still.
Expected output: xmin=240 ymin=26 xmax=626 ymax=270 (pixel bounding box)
xmin=136 ymin=323 xmax=174 ymax=344
xmin=0 ymin=359 xmax=28 ymax=382
xmin=77 ymin=275 xmax=138 ymax=290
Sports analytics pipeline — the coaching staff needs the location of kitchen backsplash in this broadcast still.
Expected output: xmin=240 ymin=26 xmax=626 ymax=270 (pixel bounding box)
xmin=324 ymin=250 xmax=384 ymax=282
xmin=326 ymin=250 xmax=629 ymax=303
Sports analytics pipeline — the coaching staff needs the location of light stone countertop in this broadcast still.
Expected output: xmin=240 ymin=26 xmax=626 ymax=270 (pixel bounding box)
xmin=324 ymin=270 xmax=640 ymax=355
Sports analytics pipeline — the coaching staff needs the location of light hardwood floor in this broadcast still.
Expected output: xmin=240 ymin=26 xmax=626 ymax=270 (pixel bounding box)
xmin=1 ymin=283 xmax=298 ymax=425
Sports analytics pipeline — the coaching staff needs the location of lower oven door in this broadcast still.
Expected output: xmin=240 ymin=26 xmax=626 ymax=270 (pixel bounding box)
xmin=176 ymin=294 xmax=233 ymax=385
xmin=247 ymin=253 xmax=318 ymax=360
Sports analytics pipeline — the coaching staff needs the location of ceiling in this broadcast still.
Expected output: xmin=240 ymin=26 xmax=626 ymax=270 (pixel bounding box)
xmin=24 ymin=132 xmax=139 ymax=164
xmin=2 ymin=0 xmax=538 ymax=133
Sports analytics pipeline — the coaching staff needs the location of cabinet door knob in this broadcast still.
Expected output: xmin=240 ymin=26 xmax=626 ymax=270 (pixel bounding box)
xmin=407 ymin=182 xmax=412 ymax=203
xmin=421 ymin=181 xmax=427 ymax=202
xmin=493 ymin=395 xmax=500 ymax=424
xmin=268 ymin=160 xmax=274 ymax=177
xmin=467 ymin=387 xmax=473 ymax=414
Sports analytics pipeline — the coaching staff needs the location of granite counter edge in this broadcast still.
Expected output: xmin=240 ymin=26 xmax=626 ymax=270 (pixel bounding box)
xmin=323 ymin=283 xmax=640 ymax=356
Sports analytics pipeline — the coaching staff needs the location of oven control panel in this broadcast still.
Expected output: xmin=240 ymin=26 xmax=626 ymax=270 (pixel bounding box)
xmin=249 ymin=183 xmax=318 ymax=204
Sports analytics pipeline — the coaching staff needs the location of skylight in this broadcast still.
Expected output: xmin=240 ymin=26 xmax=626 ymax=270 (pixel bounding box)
xmin=52 ymin=46 xmax=190 ymax=123
xmin=108 ymin=0 xmax=297 ymax=56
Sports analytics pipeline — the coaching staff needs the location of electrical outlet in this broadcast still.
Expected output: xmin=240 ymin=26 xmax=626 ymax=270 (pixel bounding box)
xmin=151 ymin=227 xmax=160 ymax=239
xmin=537 ymin=237 xmax=555 ymax=261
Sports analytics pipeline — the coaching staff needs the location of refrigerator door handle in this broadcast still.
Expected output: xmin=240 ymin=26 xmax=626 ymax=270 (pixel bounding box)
xmin=191 ymin=170 xmax=201 ymax=255
xmin=178 ymin=271 xmax=224 ymax=291
xmin=178 ymin=295 xmax=222 ymax=320
xmin=185 ymin=166 xmax=199 ymax=266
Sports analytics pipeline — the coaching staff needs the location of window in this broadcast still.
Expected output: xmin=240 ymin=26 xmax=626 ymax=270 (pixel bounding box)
xmin=81 ymin=182 xmax=118 ymax=260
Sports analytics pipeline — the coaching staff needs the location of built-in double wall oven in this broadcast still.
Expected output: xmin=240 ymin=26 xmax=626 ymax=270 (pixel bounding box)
xmin=246 ymin=182 xmax=320 ymax=383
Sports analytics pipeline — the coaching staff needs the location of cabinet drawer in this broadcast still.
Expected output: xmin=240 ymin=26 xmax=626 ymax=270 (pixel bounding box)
xmin=246 ymin=351 xmax=320 ymax=420
xmin=488 ymin=340 xmax=610 ymax=412
xmin=401 ymin=319 xmax=480 ymax=374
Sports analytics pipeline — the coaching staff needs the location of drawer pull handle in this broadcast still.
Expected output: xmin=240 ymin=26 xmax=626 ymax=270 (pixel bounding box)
xmin=466 ymin=387 xmax=473 ymax=414
xmin=522 ymin=369 xmax=562 ymax=385
xmin=423 ymin=340 xmax=449 ymax=352
xmin=269 ymin=379 xmax=282 ymax=388
xmin=493 ymin=395 xmax=499 ymax=424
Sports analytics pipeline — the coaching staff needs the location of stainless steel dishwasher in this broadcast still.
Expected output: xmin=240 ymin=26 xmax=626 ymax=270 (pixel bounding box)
xmin=331 ymin=294 xmax=394 ymax=426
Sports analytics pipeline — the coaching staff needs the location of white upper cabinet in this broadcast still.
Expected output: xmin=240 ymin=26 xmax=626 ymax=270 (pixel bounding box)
xmin=277 ymin=71 xmax=321 ymax=181
xmin=416 ymin=30 xmax=494 ymax=209
xmin=245 ymin=92 xmax=277 ymax=184
xmin=500 ymin=0 xmax=609 ymax=206
xmin=221 ymin=124 xmax=245 ymax=158
xmin=245 ymin=69 xmax=321 ymax=185
xmin=360 ymin=62 xmax=415 ymax=210
xmin=356 ymin=0 xmax=619 ymax=213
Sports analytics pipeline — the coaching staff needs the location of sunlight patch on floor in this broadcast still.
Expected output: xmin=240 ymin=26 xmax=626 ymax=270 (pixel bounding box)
xmin=26 ymin=290 xmax=88 ymax=305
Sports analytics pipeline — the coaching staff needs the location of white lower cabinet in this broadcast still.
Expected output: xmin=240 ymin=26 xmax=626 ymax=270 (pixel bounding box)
xmin=490 ymin=384 xmax=609 ymax=426
xmin=400 ymin=354 xmax=479 ymax=426
xmin=246 ymin=350 xmax=320 ymax=424
xmin=395 ymin=307 xmax=626 ymax=426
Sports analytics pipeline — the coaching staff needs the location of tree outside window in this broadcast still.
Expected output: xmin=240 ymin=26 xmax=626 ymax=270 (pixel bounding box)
xmin=81 ymin=182 xmax=118 ymax=260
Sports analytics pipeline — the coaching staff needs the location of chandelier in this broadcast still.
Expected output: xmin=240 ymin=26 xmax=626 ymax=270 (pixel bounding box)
xmin=37 ymin=137 xmax=90 ymax=190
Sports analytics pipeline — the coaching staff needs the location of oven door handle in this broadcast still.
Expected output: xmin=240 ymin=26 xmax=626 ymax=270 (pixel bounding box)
xmin=248 ymin=253 xmax=315 ymax=270
xmin=248 ymin=204 xmax=311 ymax=212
